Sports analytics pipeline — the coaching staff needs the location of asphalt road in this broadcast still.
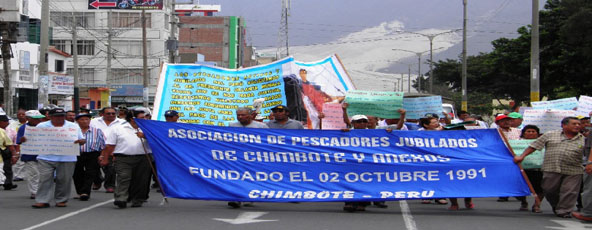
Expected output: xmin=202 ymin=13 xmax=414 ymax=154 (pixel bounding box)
xmin=1 ymin=181 xmax=591 ymax=230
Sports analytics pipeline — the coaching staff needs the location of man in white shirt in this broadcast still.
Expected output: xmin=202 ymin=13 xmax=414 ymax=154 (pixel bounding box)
xmin=30 ymin=108 xmax=85 ymax=208
xmin=90 ymin=107 xmax=125 ymax=193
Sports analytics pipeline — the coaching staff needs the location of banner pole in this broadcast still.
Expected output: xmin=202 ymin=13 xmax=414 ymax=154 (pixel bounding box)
xmin=136 ymin=123 xmax=169 ymax=204
xmin=497 ymin=129 xmax=541 ymax=207
xmin=334 ymin=54 xmax=357 ymax=89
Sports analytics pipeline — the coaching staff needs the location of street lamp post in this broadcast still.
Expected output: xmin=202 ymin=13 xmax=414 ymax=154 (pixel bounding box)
xmin=393 ymin=48 xmax=441 ymax=93
xmin=408 ymin=30 xmax=461 ymax=93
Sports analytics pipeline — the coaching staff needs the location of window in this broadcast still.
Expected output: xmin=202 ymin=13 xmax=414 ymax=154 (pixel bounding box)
xmin=51 ymin=40 xmax=69 ymax=53
xmin=50 ymin=12 xmax=95 ymax=28
xmin=111 ymin=12 xmax=151 ymax=28
xmin=111 ymin=40 xmax=144 ymax=56
xmin=67 ymin=68 xmax=96 ymax=84
xmin=76 ymin=40 xmax=95 ymax=56
xmin=112 ymin=69 xmax=143 ymax=84
xmin=55 ymin=60 xmax=64 ymax=72
xmin=51 ymin=40 xmax=95 ymax=56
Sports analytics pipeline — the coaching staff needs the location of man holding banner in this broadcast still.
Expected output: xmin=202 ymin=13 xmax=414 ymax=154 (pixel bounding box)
xmin=30 ymin=108 xmax=86 ymax=208
xmin=227 ymin=107 xmax=268 ymax=208
xmin=266 ymin=105 xmax=304 ymax=130
xmin=515 ymin=117 xmax=585 ymax=218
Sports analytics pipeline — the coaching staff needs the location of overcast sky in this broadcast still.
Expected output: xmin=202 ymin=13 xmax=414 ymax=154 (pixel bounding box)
xmin=200 ymin=0 xmax=544 ymax=54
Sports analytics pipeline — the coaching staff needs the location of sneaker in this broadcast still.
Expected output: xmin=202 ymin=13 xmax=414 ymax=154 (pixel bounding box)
xmin=4 ymin=184 xmax=17 ymax=190
xmin=79 ymin=194 xmax=89 ymax=201
xmin=373 ymin=202 xmax=388 ymax=208
xmin=131 ymin=201 xmax=143 ymax=208
xmin=114 ymin=200 xmax=127 ymax=209
xmin=227 ymin=201 xmax=241 ymax=208
xmin=572 ymin=212 xmax=592 ymax=221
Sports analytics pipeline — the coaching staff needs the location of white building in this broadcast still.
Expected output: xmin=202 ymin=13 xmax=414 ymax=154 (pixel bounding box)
xmin=50 ymin=0 xmax=172 ymax=109
xmin=0 ymin=0 xmax=43 ymax=112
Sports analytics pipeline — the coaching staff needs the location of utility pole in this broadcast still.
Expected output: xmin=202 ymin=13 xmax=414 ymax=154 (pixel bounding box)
xmin=400 ymin=74 xmax=404 ymax=92
xmin=168 ymin=0 xmax=177 ymax=63
xmin=1 ymin=29 xmax=13 ymax=116
xmin=408 ymin=64 xmax=411 ymax=93
xmin=277 ymin=0 xmax=290 ymax=58
xmin=417 ymin=54 xmax=422 ymax=92
xmin=107 ymin=10 xmax=112 ymax=107
xmin=142 ymin=9 xmax=149 ymax=107
xmin=461 ymin=0 xmax=468 ymax=112
xmin=530 ymin=0 xmax=540 ymax=103
xmin=72 ymin=13 xmax=80 ymax=114
xmin=39 ymin=0 xmax=50 ymax=107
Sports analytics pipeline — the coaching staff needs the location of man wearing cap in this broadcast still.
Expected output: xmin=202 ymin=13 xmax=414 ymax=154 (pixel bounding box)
xmin=227 ymin=107 xmax=268 ymax=208
xmin=16 ymin=110 xmax=45 ymax=199
xmin=508 ymin=112 xmax=524 ymax=130
xmin=341 ymin=114 xmax=374 ymax=212
xmin=164 ymin=110 xmax=179 ymax=122
xmin=266 ymin=105 xmax=304 ymax=129
xmin=496 ymin=114 xmax=521 ymax=140
xmin=0 ymin=114 xmax=18 ymax=190
xmin=90 ymin=107 xmax=124 ymax=193
xmin=515 ymin=117 xmax=585 ymax=218
xmin=73 ymin=113 xmax=105 ymax=201
xmin=31 ymin=108 xmax=86 ymax=208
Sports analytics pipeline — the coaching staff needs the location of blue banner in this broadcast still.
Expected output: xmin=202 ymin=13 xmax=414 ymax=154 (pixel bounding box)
xmin=136 ymin=119 xmax=531 ymax=202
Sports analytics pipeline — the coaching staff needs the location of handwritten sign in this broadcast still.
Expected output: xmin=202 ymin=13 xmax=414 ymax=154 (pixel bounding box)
xmin=402 ymin=96 xmax=443 ymax=119
xmin=20 ymin=126 xmax=79 ymax=155
xmin=523 ymin=109 xmax=575 ymax=134
xmin=576 ymin=95 xmax=592 ymax=117
xmin=345 ymin=90 xmax=403 ymax=119
xmin=531 ymin=97 xmax=578 ymax=110
xmin=509 ymin=140 xmax=544 ymax=169
xmin=321 ymin=103 xmax=346 ymax=130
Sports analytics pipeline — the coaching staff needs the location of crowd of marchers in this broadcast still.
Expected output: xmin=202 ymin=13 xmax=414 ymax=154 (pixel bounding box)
xmin=1 ymin=104 xmax=592 ymax=221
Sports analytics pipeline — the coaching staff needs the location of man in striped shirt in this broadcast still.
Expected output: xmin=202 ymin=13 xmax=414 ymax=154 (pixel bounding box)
xmin=73 ymin=113 xmax=105 ymax=201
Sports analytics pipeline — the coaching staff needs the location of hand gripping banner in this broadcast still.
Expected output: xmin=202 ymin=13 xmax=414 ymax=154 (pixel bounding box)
xmin=136 ymin=119 xmax=530 ymax=202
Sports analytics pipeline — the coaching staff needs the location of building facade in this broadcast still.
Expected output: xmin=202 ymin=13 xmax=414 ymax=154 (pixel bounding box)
xmin=0 ymin=0 xmax=43 ymax=112
xmin=177 ymin=14 xmax=255 ymax=68
xmin=50 ymin=0 xmax=171 ymax=109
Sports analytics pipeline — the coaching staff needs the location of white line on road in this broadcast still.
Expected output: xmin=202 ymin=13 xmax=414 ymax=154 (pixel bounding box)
xmin=399 ymin=201 xmax=418 ymax=230
xmin=21 ymin=199 xmax=114 ymax=230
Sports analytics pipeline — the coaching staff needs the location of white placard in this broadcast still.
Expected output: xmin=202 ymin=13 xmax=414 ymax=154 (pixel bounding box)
xmin=576 ymin=95 xmax=592 ymax=117
xmin=523 ymin=109 xmax=575 ymax=134
xmin=531 ymin=97 xmax=578 ymax=110
xmin=20 ymin=126 xmax=79 ymax=155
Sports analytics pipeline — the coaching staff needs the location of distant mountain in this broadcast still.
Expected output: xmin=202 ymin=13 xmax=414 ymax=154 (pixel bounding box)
xmin=205 ymin=0 xmax=545 ymax=91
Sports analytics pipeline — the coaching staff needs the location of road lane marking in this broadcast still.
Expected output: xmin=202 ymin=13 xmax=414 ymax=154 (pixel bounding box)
xmin=547 ymin=220 xmax=592 ymax=230
xmin=214 ymin=212 xmax=278 ymax=225
xmin=399 ymin=201 xmax=418 ymax=230
xmin=22 ymin=199 xmax=114 ymax=230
